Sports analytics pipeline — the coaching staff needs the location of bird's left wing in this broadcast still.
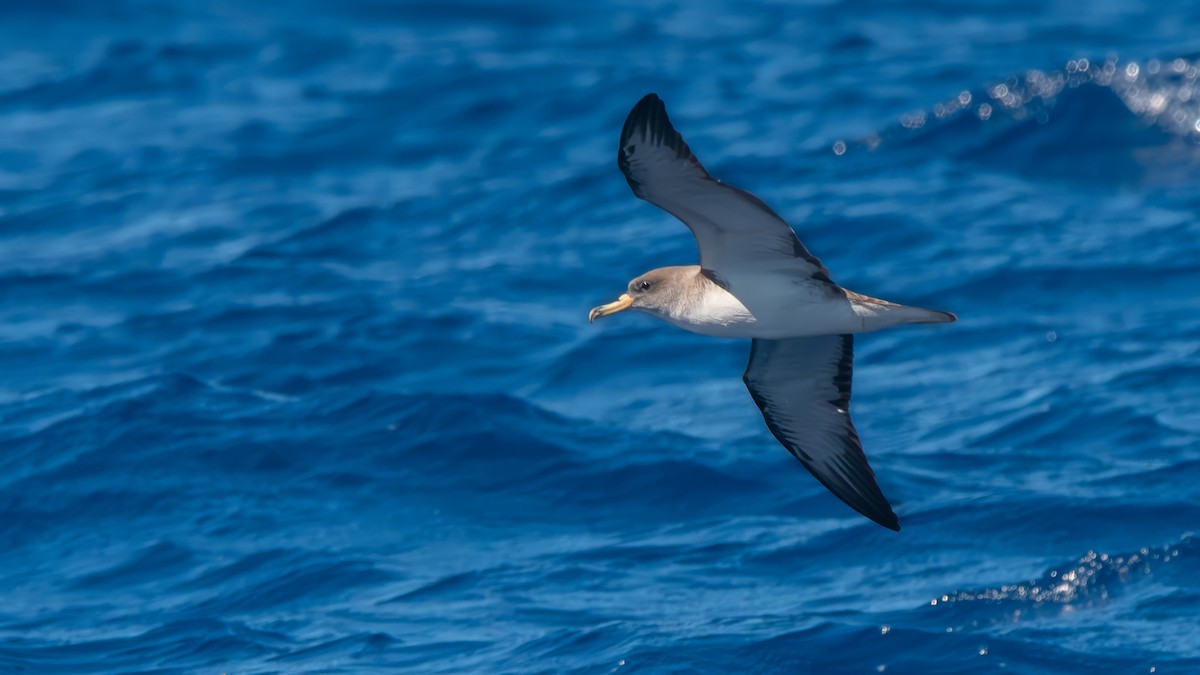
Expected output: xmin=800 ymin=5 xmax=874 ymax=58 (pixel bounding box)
xmin=618 ymin=93 xmax=832 ymax=285
xmin=742 ymin=335 xmax=900 ymax=531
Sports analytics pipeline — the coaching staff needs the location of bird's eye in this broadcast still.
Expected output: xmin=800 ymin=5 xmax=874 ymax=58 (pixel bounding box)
xmin=638 ymin=280 xmax=652 ymax=291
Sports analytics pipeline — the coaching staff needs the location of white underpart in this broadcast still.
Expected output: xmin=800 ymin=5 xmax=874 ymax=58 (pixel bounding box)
xmin=661 ymin=282 xmax=757 ymax=337
xmin=659 ymin=277 xmax=863 ymax=340
xmin=654 ymin=271 xmax=949 ymax=340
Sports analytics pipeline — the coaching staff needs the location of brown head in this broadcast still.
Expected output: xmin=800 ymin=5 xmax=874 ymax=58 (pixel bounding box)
xmin=588 ymin=266 xmax=697 ymax=323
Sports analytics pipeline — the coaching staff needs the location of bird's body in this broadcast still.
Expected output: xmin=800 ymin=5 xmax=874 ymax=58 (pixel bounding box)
xmin=638 ymin=265 xmax=951 ymax=339
xmin=589 ymin=94 xmax=956 ymax=531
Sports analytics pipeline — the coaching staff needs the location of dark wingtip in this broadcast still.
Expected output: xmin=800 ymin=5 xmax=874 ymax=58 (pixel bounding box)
xmin=632 ymin=93 xmax=662 ymax=114
xmin=617 ymin=92 xmax=704 ymax=194
xmin=852 ymin=491 xmax=900 ymax=531
xmin=619 ymin=93 xmax=670 ymax=194
xmin=620 ymin=92 xmax=671 ymax=149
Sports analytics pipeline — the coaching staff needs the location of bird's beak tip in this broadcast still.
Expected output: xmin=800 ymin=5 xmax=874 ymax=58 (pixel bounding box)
xmin=588 ymin=293 xmax=634 ymax=324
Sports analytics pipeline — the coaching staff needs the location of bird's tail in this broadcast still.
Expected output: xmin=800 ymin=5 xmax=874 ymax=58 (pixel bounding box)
xmin=846 ymin=290 xmax=957 ymax=331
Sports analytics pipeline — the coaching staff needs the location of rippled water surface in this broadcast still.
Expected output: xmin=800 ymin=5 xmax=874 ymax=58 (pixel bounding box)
xmin=2 ymin=1 xmax=1199 ymax=672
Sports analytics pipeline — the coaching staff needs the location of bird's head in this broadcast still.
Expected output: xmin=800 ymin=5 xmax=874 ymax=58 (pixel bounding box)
xmin=588 ymin=267 xmax=688 ymax=323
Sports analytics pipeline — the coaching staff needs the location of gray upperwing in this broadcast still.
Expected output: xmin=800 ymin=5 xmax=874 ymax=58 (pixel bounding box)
xmin=742 ymin=335 xmax=900 ymax=531
xmin=617 ymin=93 xmax=832 ymax=284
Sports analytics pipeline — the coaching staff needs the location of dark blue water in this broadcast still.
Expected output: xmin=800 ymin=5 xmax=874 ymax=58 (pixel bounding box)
xmin=2 ymin=1 xmax=1199 ymax=672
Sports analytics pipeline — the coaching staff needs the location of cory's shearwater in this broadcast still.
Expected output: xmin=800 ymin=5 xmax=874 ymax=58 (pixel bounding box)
xmin=589 ymin=94 xmax=956 ymax=531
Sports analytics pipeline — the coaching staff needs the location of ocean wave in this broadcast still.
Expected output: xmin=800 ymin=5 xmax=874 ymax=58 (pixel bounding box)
xmin=845 ymin=56 xmax=1200 ymax=184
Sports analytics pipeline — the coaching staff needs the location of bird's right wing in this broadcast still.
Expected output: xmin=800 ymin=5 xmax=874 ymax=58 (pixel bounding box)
xmin=742 ymin=335 xmax=900 ymax=531
xmin=617 ymin=94 xmax=833 ymax=286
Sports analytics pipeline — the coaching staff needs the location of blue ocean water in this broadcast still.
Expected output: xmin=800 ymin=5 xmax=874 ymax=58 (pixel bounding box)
xmin=2 ymin=0 xmax=1199 ymax=672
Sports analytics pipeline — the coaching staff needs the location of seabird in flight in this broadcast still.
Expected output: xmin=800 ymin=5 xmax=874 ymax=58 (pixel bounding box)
xmin=589 ymin=94 xmax=956 ymax=531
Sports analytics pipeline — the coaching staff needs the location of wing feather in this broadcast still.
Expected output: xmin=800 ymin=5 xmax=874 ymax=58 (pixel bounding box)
xmin=742 ymin=335 xmax=900 ymax=531
xmin=617 ymin=94 xmax=832 ymax=284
